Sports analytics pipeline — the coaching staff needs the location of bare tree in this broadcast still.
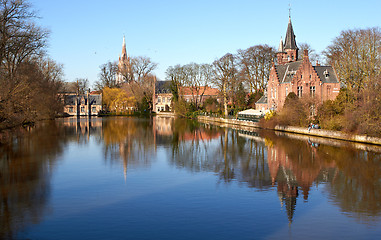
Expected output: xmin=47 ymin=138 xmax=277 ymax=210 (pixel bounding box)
xmin=0 ymin=0 xmax=59 ymax=127
xmin=323 ymin=27 xmax=381 ymax=92
xmin=132 ymin=56 xmax=158 ymax=83
xmin=74 ymin=78 xmax=89 ymax=94
xmin=237 ymin=44 xmax=276 ymax=94
xmin=166 ymin=64 xmax=187 ymax=101
xmin=212 ymin=53 xmax=238 ymax=117
xmin=298 ymin=42 xmax=320 ymax=64
xmin=94 ymin=61 xmax=118 ymax=90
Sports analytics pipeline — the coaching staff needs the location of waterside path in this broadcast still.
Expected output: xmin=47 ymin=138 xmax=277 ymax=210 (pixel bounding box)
xmin=197 ymin=116 xmax=381 ymax=146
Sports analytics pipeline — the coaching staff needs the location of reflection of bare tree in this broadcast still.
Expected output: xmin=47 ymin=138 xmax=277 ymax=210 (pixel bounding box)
xmin=169 ymin=121 xmax=272 ymax=189
xmin=0 ymin=121 xmax=64 ymax=239
xmin=324 ymin=149 xmax=381 ymax=223
xmin=168 ymin=118 xmax=223 ymax=172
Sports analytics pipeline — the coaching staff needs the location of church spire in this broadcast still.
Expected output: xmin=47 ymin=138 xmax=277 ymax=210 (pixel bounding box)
xmin=284 ymin=17 xmax=297 ymax=50
xmin=121 ymin=35 xmax=127 ymax=59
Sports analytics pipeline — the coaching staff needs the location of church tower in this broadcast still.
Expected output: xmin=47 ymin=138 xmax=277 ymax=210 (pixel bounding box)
xmin=117 ymin=36 xmax=132 ymax=85
xmin=277 ymin=17 xmax=298 ymax=65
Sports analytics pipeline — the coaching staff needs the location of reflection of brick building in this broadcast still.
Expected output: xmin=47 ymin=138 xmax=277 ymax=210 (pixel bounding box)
xmin=181 ymin=130 xmax=220 ymax=142
xmin=154 ymin=116 xmax=174 ymax=136
xmin=266 ymin=139 xmax=336 ymax=223
xmin=256 ymin=17 xmax=340 ymax=111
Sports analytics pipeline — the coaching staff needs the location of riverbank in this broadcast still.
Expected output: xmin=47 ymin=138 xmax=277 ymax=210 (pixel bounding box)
xmin=197 ymin=115 xmax=381 ymax=146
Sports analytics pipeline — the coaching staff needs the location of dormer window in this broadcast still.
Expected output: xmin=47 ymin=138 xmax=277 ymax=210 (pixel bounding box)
xmin=324 ymin=69 xmax=329 ymax=77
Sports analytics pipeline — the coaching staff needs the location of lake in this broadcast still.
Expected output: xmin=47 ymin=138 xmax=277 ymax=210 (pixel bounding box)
xmin=1 ymin=116 xmax=381 ymax=240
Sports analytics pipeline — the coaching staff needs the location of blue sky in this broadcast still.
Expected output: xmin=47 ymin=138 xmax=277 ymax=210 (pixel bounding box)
xmin=31 ymin=0 xmax=381 ymax=87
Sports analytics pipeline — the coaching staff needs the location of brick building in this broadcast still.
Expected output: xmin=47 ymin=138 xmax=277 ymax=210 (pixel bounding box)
xmin=153 ymin=80 xmax=220 ymax=112
xmin=62 ymin=92 xmax=102 ymax=116
xmin=256 ymin=18 xmax=340 ymax=111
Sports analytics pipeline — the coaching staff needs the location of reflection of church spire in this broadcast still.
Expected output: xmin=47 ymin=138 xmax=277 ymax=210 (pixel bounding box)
xmin=278 ymin=182 xmax=298 ymax=224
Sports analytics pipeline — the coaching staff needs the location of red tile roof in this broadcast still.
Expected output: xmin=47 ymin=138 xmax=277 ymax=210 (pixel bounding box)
xmin=179 ymin=86 xmax=219 ymax=96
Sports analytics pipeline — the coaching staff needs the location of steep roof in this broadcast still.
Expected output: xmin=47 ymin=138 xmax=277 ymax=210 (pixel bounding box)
xmin=63 ymin=94 xmax=102 ymax=106
xmin=155 ymin=81 xmax=172 ymax=94
xmin=89 ymin=95 xmax=102 ymax=105
xmin=64 ymin=95 xmax=77 ymax=105
xmin=284 ymin=18 xmax=298 ymax=50
xmin=180 ymin=86 xmax=220 ymax=96
xmin=275 ymin=60 xmax=303 ymax=83
xmin=313 ymin=66 xmax=339 ymax=83
xmin=256 ymin=95 xmax=267 ymax=104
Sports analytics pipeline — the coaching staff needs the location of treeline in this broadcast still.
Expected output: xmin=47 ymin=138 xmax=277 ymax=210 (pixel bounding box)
xmin=265 ymin=27 xmax=381 ymax=137
xmin=166 ymin=45 xmax=277 ymax=117
xmin=94 ymin=57 xmax=157 ymax=114
xmin=0 ymin=0 xmax=64 ymax=129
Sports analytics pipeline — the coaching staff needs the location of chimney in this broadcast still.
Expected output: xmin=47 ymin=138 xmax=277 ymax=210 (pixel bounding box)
xmin=316 ymin=60 xmax=320 ymax=66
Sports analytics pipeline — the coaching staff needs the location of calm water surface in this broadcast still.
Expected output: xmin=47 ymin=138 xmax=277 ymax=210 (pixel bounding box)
xmin=1 ymin=117 xmax=381 ymax=240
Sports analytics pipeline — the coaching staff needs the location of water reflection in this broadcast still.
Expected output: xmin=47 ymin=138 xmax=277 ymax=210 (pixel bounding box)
xmin=102 ymin=117 xmax=155 ymax=179
xmin=0 ymin=117 xmax=381 ymax=238
xmin=265 ymin=131 xmax=381 ymax=223
xmin=0 ymin=121 xmax=64 ymax=239
xmin=169 ymin=121 xmax=381 ymax=224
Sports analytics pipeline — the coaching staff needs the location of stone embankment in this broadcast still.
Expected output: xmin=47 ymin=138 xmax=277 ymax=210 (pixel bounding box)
xmin=197 ymin=116 xmax=381 ymax=146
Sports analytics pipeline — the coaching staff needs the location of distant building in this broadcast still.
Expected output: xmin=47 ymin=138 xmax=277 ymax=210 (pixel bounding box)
xmin=153 ymin=80 xmax=220 ymax=112
xmin=116 ymin=36 xmax=133 ymax=85
xmin=154 ymin=80 xmax=172 ymax=112
xmin=256 ymin=17 xmax=340 ymax=111
xmin=61 ymin=91 xmax=102 ymax=116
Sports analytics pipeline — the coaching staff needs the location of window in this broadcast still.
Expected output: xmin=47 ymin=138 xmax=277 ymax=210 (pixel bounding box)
xmin=327 ymin=86 xmax=331 ymax=96
xmin=271 ymin=89 xmax=274 ymax=99
xmin=163 ymin=97 xmax=166 ymax=103
xmin=297 ymin=86 xmax=303 ymax=98
xmin=310 ymin=86 xmax=316 ymax=97
xmin=92 ymin=107 xmax=97 ymax=112
xmin=285 ymin=87 xmax=288 ymax=97
xmin=81 ymin=106 xmax=85 ymax=113
xmin=158 ymin=97 xmax=161 ymax=103
xmin=69 ymin=107 xmax=73 ymax=113
xmin=274 ymin=89 xmax=277 ymax=99
xmin=167 ymin=97 xmax=171 ymax=102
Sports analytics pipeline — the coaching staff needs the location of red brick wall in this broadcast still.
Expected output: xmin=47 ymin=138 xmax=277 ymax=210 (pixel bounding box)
xmin=267 ymin=51 xmax=340 ymax=111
